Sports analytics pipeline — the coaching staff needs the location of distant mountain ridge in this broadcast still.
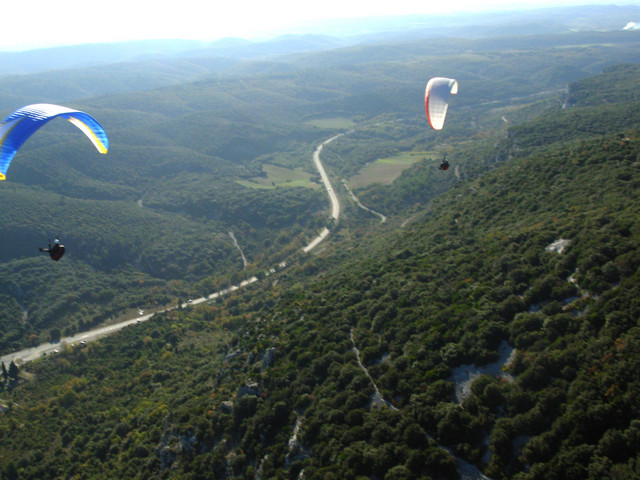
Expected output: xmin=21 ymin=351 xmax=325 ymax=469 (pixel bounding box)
xmin=0 ymin=4 xmax=638 ymax=77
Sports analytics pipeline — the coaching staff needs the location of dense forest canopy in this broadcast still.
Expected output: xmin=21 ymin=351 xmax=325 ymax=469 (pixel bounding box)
xmin=1 ymin=9 xmax=640 ymax=479
xmin=1 ymin=23 xmax=637 ymax=353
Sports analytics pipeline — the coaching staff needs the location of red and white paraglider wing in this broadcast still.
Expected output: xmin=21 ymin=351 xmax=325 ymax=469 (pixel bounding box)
xmin=425 ymin=77 xmax=458 ymax=131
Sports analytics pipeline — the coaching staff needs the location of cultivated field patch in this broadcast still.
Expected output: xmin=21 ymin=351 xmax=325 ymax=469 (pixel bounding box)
xmin=237 ymin=164 xmax=320 ymax=189
xmin=349 ymin=151 xmax=432 ymax=188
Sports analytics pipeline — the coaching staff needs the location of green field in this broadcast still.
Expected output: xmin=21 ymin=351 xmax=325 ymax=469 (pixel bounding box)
xmin=348 ymin=151 xmax=432 ymax=188
xmin=236 ymin=163 xmax=319 ymax=189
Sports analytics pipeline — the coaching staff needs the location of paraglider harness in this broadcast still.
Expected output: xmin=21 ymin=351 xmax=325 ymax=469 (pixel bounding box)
xmin=439 ymin=158 xmax=450 ymax=171
xmin=39 ymin=238 xmax=65 ymax=261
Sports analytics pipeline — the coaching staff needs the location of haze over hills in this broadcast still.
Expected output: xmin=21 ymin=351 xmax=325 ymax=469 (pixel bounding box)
xmin=0 ymin=5 xmax=640 ymax=479
xmin=0 ymin=5 xmax=636 ymax=113
xmin=0 ymin=3 xmax=638 ymax=76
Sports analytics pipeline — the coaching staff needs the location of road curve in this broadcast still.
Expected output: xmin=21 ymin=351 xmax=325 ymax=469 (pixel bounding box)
xmin=2 ymin=132 xmax=345 ymax=366
xmin=341 ymin=178 xmax=386 ymax=223
xmin=302 ymin=132 xmax=346 ymax=252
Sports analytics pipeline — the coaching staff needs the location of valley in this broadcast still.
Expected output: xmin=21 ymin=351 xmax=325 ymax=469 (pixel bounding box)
xmin=1 ymin=9 xmax=640 ymax=480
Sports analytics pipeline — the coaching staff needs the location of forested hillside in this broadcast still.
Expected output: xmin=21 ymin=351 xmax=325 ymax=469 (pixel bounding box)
xmin=1 ymin=17 xmax=639 ymax=377
xmin=1 ymin=49 xmax=640 ymax=480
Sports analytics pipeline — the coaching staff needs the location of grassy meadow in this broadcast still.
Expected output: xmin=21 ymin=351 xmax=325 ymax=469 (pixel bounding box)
xmin=236 ymin=163 xmax=321 ymax=189
xmin=348 ymin=151 xmax=432 ymax=188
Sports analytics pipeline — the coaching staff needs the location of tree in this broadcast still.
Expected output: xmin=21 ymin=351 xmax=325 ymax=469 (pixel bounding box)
xmin=8 ymin=361 xmax=18 ymax=380
xmin=4 ymin=461 xmax=18 ymax=480
xmin=1 ymin=361 xmax=7 ymax=383
xmin=49 ymin=328 xmax=61 ymax=343
xmin=384 ymin=465 xmax=412 ymax=480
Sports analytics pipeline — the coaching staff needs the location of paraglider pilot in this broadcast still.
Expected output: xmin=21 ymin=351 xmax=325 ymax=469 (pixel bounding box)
xmin=439 ymin=157 xmax=450 ymax=171
xmin=39 ymin=238 xmax=65 ymax=261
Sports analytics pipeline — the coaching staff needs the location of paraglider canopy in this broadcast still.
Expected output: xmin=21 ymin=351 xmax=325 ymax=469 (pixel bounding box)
xmin=425 ymin=77 xmax=458 ymax=131
xmin=0 ymin=103 xmax=109 ymax=180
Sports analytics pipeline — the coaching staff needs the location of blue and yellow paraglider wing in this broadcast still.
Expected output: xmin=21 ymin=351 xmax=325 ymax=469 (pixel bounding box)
xmin=0 ymin=103 xmax=109 ymax=180
xmin=0 ymin=115 xmax=34 ymax=180
xmin=63 ymin=112 xmax=109 ymax=154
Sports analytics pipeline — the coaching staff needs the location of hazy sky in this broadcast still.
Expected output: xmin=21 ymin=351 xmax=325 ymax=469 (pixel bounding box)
xmin=2 ymin=0 xmax=638 ymax=51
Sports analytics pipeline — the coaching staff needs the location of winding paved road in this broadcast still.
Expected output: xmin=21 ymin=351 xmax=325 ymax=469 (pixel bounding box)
xmin=2 ymin=132 xmax=344 ymax=366
xmin=1 ymin=277 xmax=259 ymax=366
xmin=301 ymin=133 xmax=343 ymax=252
xmin=341 ymin=178 xmax=386 ymax=223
